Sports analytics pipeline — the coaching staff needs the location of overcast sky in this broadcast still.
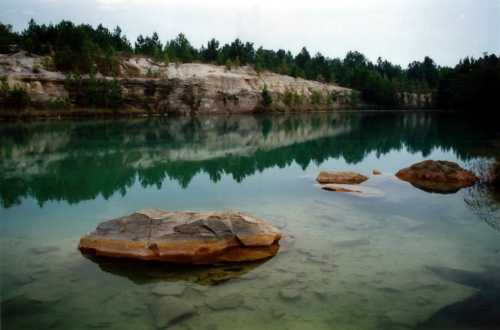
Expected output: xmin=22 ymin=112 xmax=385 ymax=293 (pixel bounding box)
xmin=1 ymin=0 xmax=499 ymax=66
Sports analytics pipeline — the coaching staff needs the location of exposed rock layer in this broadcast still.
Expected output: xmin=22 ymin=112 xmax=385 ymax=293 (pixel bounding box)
xmin=78 ymin=209 xmax=282 ymax=264
xmin=1 ymin=52 xmax=354 ymax=114
xmin=396 ymin=160 xmax=478 ymax=193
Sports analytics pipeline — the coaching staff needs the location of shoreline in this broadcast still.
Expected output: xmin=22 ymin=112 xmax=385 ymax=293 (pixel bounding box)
xmin=0 ymin=108 xmax=444 ymax=121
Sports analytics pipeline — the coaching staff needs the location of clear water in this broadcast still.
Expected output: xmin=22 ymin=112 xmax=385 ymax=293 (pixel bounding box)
xmin=1 ymin=112 xmax=499 ymax=330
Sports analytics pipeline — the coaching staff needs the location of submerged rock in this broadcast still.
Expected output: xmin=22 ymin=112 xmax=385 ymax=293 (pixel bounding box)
xmin=321 ymin=184 xmax=384 ymax=198
xmin=151 ymin=283 xmax=186 ymax=297
xmin=396 ymin=160 xmax=478 ymax=193
xmin=418 ymin=265 xmax=500 ymax=329
xmin=279 ymin=288 xmax=302 ymax=301
xmin=149 ymin=296 xmax=195 ymax=328
xmin=28 ymin=246 xmax=60 ymax=255
xmin=79 ymin=209 xmax=281 ymax=264
xmin=322 ymin=185 xmax=362 ymax=193
xmin=333 ymin=239 xmax=371 ymax=248
xmin=207 ymin=293 xmax=245 ymax=310
xmin=316 ymin=171 xmax=368 ymax=184
xmin=84 ymin=253 xmax=268 ymax=285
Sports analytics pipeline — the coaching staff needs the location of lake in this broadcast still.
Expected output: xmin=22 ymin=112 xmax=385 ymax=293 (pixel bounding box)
xmin=1 ymin=112 xmax=499 ymax=330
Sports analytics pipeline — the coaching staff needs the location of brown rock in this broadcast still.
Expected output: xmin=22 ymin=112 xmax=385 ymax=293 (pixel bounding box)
xmin=321 ymin=184 xmax=384 ymax=198
xmin=396 ymin=160 xmax=478 ymax=193
xmin=79 ymin=209 xmax=282 ymax=264
xmin=322 ymin=185 xmax=362 ymax=193
xmin=316 ymin=171 xmax=368 ymax=184
xmin=373 ymin=170 xmax=382 ymax=175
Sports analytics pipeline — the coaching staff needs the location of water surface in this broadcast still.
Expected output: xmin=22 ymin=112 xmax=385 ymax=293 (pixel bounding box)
xmin=1 ymin=112 xmax=499 ymax=330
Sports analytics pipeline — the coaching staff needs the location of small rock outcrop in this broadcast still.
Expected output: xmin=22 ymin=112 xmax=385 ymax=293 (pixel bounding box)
xmin=79 ymin=209 xmax=282 ymax=264
xmin=396 ymin=160 xmax=478 ymax=193
xmin=316 ymin=171 xmax=368 ymax=184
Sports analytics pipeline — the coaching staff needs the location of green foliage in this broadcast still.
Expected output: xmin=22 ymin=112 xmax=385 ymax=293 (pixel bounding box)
xmin=200 ymin=39 xmax=220 ymax=62
xmin=16 ymin=20 xmax=131 ymax=75
xmin=407 ymin=57 xmax=439 ymax=89
xmin=46 ymin=97 xmax=70 ymax=110
xmin=0 ymin=79 xmax=30 ymax=110
xmin=261 ymin=85 xmax=273 ymax=107
xmin=436 ymin=54 xmax=500 ymax=115
xmin=5 ymin=19 xmax=498 ymax=112
xmin=282 ymin=90 xmax=294 ymax=107
xmin=329 ymin=91 xmax=339 ymax=103
xmin=349 ymin=91 xmax=361 ymax=107
xmin=310 ymin=90 xmax=324 ymax=106
xmin=135 ymin=32 xmax=163 ymax=59
xmin=225 ymin=59 xmax=233 ymax=71
xmin=0 ymin=23 xmax=18 ymax=53
xmin=164 ymin=33 xmax=197 ymax=63
xmin=65 ymin=75 xmax=123 ymax=108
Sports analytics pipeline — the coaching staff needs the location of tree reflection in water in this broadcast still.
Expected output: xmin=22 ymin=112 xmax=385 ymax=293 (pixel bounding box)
xmin=465 ymin=158 xmax=500 ymax=231
xmin=0 ymin=112 xmax=498 ymax=208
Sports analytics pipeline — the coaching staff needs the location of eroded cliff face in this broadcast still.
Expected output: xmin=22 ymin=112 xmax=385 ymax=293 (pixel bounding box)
xmin=0 ymin=52 xmax=354 ymax=114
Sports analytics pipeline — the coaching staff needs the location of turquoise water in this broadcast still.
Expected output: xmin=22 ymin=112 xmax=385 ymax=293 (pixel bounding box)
xmin=1 ymin=112 xmax=499 ymax=330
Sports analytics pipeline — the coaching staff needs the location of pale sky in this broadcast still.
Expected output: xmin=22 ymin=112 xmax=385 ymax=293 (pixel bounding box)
xmin=1 ymin=0 xmax=499 ymax=66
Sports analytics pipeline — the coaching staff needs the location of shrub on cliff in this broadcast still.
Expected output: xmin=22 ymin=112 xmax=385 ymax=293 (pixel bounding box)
xmin=310 ymin=90 xmax=324 ymax=106
xmin=0 ymin=79 xmax=30 ymax=110
xmin=349 ymin=91 xmax=361 ymax=108
xmin=65 ymin=75 xmax=123 ymax=109
xmin=261 ymin=86 xmax=273 ymax=107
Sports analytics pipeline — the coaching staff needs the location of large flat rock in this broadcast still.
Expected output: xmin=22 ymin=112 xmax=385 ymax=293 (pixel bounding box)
xmin=79 ymin=209 xmax=282 ymax=264
xmin=396 ymin=160 xmax=478 ymax=193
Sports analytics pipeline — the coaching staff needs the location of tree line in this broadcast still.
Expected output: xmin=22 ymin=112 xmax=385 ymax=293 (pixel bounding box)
xmin=0 ymin=20 xmax=499 ymax=113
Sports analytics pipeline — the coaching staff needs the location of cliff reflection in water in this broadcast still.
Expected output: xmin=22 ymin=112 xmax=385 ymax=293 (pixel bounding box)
xmin=0 ymin=112 xmax=493 ymax=208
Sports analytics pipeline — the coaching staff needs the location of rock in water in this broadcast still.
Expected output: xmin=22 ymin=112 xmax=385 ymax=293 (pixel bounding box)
xmin=207 ymin=293 xmax=245 ymax=310
xmin=150 ymin=296 xmax=195 ymax=328
xmin=396 ymin=160 xmax=478 ymax=193
xmin=321 ymin=184 xmax=384 ymax=198
xmin=279 ymin=288 xmax=302 ymax=301
xmin=79 ymin=209 xmax=282 ymax=264
xmin=316 ymin=171 xmax=368 ymax=184
xmin=151 ymin=283 xmax=186 ymax=297
xmin=322 ymin=185 xmax=362 ymax=193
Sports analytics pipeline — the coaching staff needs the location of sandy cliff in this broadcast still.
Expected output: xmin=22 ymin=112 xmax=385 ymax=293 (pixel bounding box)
xmin=0 ymin=52 xmax=354 ymax=114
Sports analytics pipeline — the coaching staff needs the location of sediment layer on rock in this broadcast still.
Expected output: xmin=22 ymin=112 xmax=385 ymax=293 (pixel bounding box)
xmin=1 ymin=51 xmax=354 ymax=114
xmin=79 ymin=209 xmax=282 ymax=264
